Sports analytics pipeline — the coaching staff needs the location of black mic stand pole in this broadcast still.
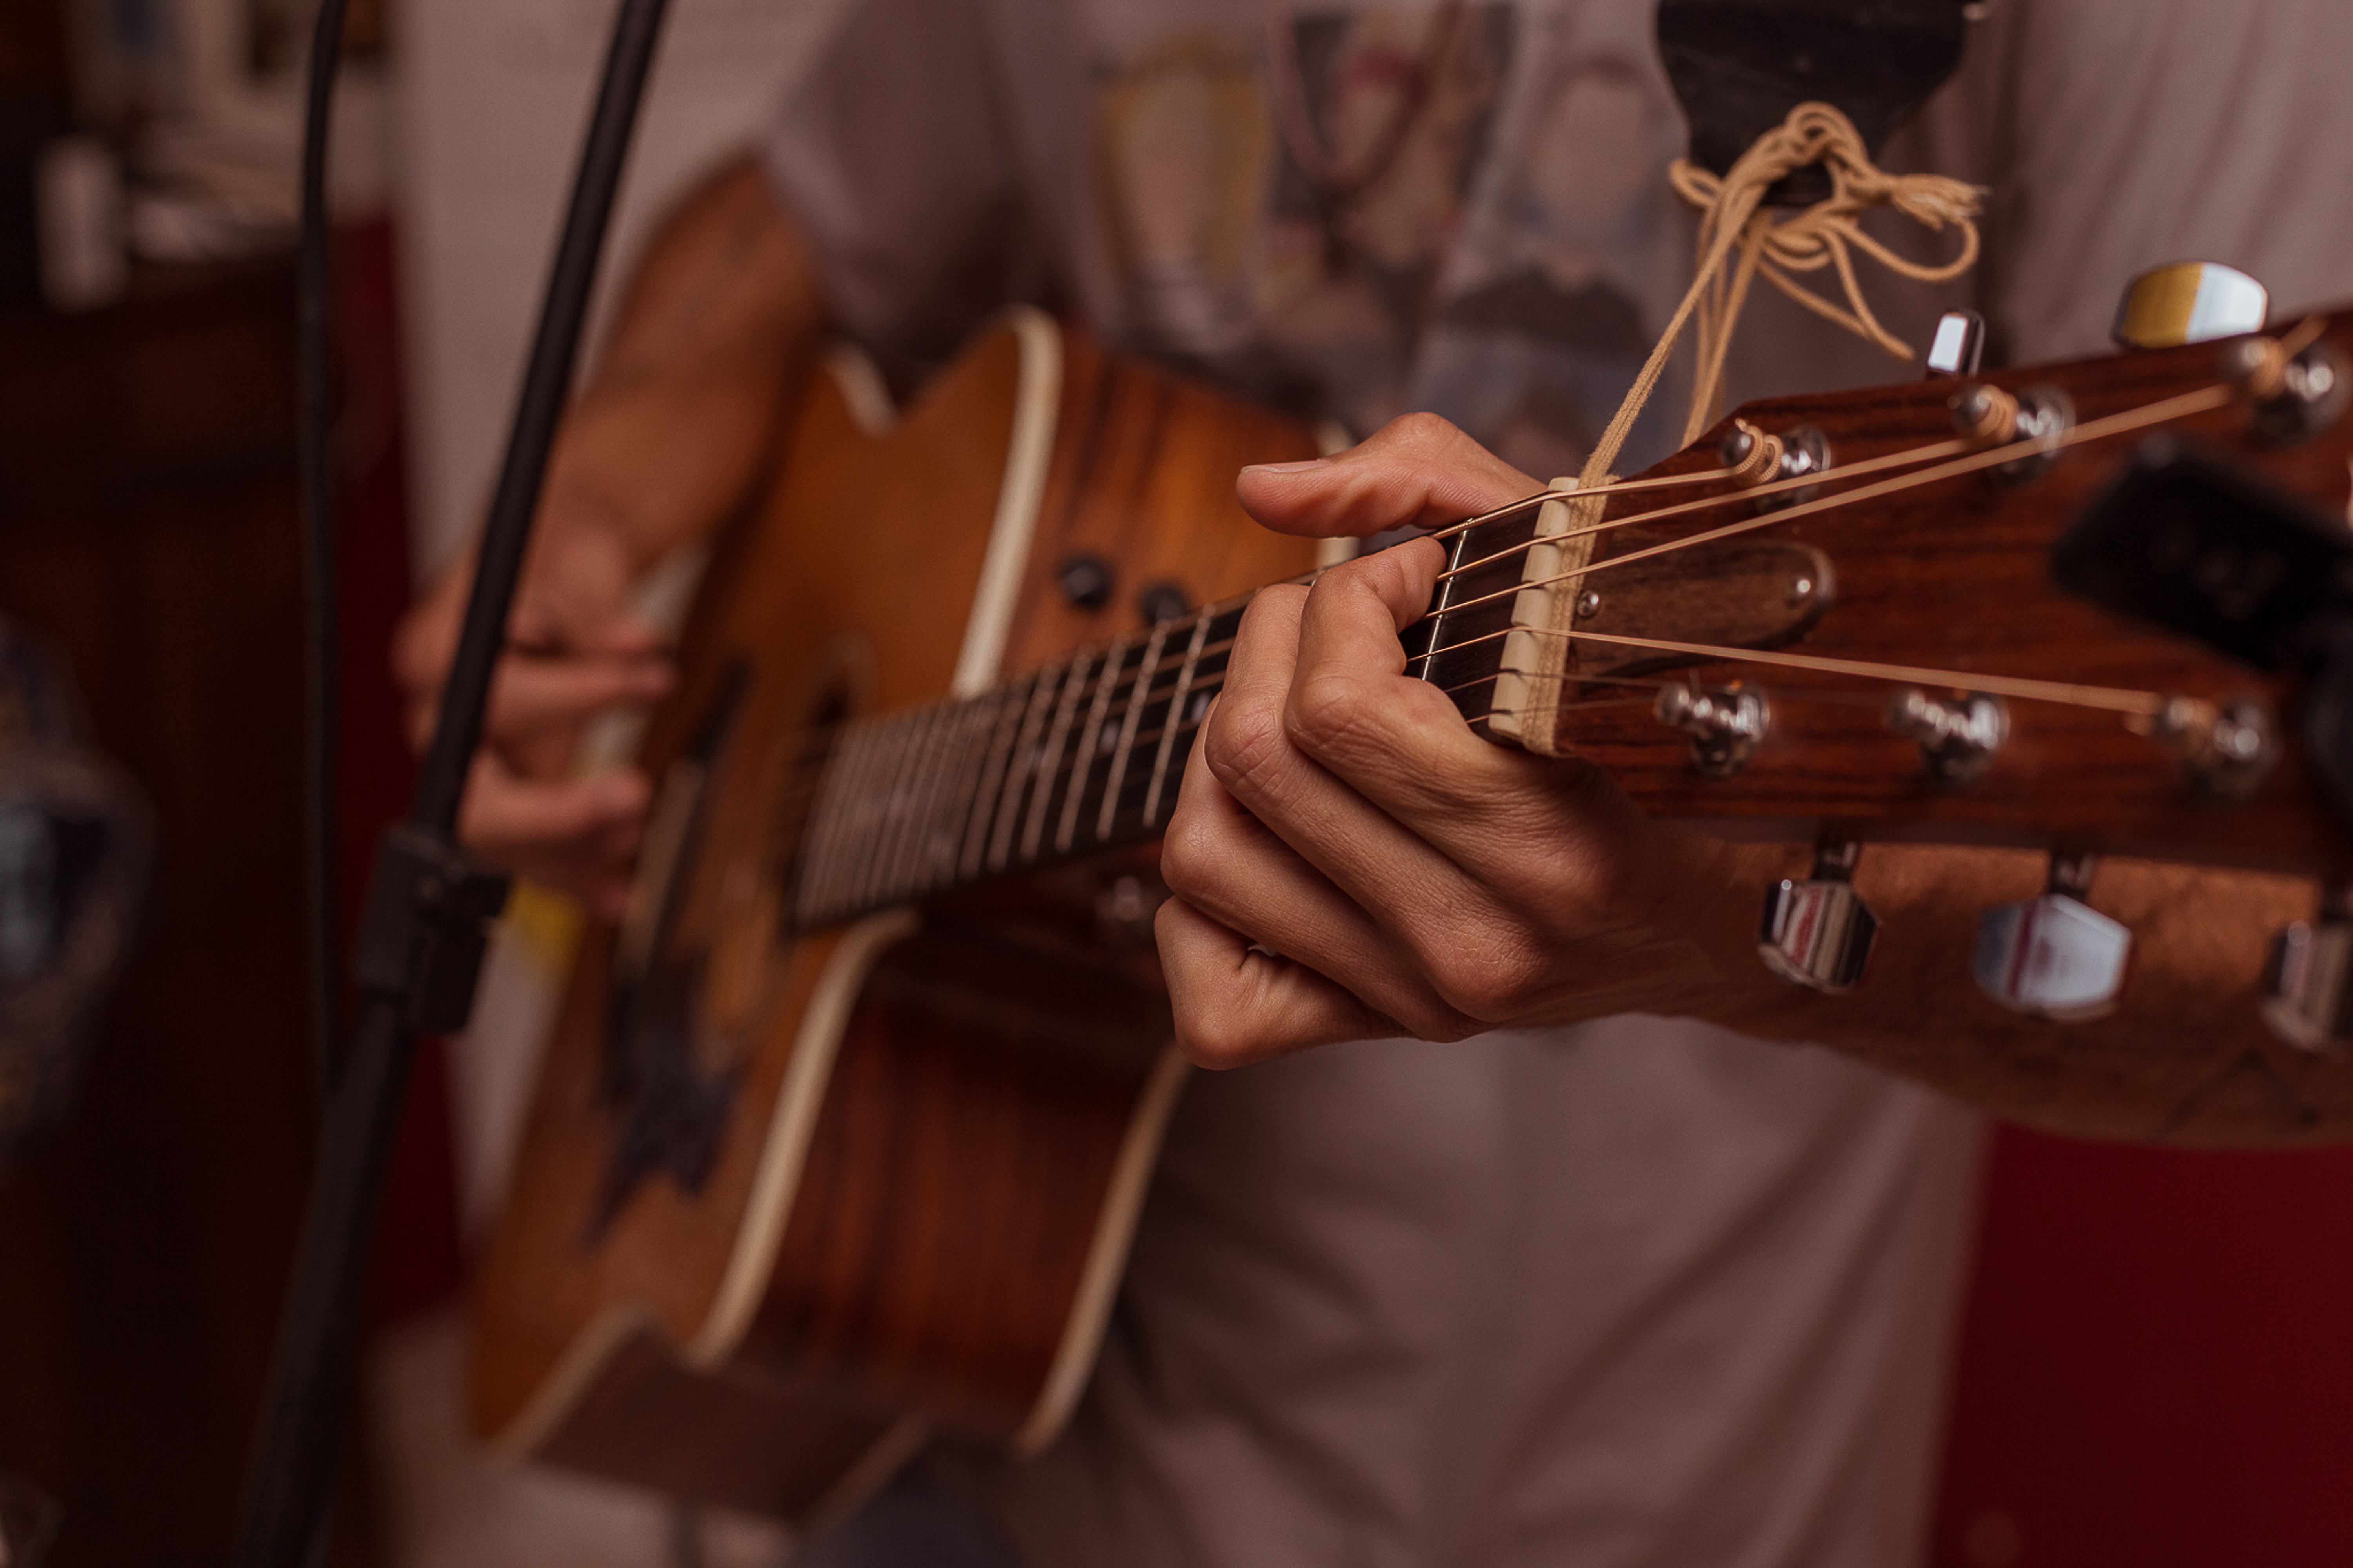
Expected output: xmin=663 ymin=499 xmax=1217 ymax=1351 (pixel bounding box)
xmin=234 ymin=0 xmax=673 ymax=1561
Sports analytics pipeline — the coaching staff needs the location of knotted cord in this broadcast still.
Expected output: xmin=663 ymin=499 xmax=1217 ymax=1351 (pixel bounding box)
xmin=1575 ymin=100 xmax=1984 ymax=492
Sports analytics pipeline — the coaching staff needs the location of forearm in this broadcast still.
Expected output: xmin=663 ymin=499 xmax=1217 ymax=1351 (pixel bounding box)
xmin=1682 ymin=841 xmax=2338 ymax=1146
xmin=541 ymin=153 xmax=828 ymax=567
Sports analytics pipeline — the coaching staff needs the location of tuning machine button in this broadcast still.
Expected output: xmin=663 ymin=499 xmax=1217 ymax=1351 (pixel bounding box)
xmin=2138 ymin=694 xmax=2276 ymax=799
xmin=2112 ymin=261 xmax=2270 ymax=349
xmin=1758 ymin=841 xmax=1877 ymax=993
xmin=1949 ymin=382 xmax=2075 ymax=481
xmin=1655 ymin=683 xmax=1769 ymax=779
xmin=2221 ymin=331 xmax=2350 ymax=445
xmin=1924 ymin=309 xmax=1986 ymax=378
xmin=1887 ymin=688 xmax=2007 ymax=787
xmin=1719 ymin=421 xmax=1829 ymax=510
xmin=1974 ymin=853 xmax=2132 ymax=1021
xmin=2262 ymin=884 xmax=2353 ymax=1054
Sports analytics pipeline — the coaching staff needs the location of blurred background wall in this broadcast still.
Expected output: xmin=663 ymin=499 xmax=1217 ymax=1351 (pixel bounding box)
xmin=395 ymin=0 xmax=846 ymax=578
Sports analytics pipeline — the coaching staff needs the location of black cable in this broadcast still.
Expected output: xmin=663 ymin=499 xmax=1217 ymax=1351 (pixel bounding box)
xmin=234 ymin=0 xmax=674 ymax=1562
xmin=299 ymin=0 xmax=351 ymax=1108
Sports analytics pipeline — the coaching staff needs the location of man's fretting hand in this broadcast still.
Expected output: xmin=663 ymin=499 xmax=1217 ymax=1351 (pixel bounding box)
xmin=1155 ymin=414 xmax=1769 ymax=1067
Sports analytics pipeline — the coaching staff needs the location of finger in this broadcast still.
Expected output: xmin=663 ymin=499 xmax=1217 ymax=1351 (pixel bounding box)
xmin=1284 ymin=536 xmax=1577 ymax=879
xmin=486 ymin=650 xmax=673 ymax=741
xmin=1207 ymin=558 xmax=1498 ymax=940
xmin=510 ymin=595 xmax=665 ymax=659
xmin=1235 ymin=412 xmax=1538 ymax=539
xmin=1155 ymin=895 xmax=1404 ymax=1068
xmin=511 ymin=523 xmax=666 ymax=655
xmin=1164 ymin=701 xmax=1473 ymax=1039
xmin=458 ymin=760 xmax=651 ymax=919
xmin=404 ymin=650 xmax=671 ymax=761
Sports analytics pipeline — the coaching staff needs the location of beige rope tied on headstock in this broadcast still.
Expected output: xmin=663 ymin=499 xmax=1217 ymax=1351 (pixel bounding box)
xmin=1575 ymin=101 xmax=1984 ymax=492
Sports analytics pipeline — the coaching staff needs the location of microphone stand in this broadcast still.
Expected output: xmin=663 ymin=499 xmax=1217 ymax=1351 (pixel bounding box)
xmin=234 ymin=0 xmax=674 ymax=1561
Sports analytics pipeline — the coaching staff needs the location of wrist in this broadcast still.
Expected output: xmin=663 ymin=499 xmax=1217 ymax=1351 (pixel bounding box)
xmin=1638 ymin=834 xmax=1810 ymax=1031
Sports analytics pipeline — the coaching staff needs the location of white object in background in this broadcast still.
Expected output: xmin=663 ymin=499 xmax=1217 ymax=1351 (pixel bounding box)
xmin=396 ymin=0 xmax=852 ymax=575
xmin=34 ymin=138 xmax=127 ymax=313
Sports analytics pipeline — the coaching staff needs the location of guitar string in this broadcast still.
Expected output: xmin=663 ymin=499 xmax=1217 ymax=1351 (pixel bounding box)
xmin=1074 ymin=381 xmax=2231 ymax=727
xmin=1079 ymin=376 xmax=2232 ymax=699
xmin=820 ymin=374 xmax=2259 ymax=872
xmin=1337 ymin=313 xmax=2319 ymax=567
xmin=1422 ymin=430 xmax=1973 ymax=571
xmin=1412 ymin=381 xmax=2237 ymax=630
xmin=891 ymin=391 xmax=2103 ymax=734
xmin=1426 ymin=622 xmax=2170 ymax=715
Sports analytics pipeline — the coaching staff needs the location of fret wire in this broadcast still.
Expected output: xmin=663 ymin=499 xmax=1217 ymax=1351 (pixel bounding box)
xmin=1143 ymin=612 xmax=1215 ymax=828
xmin=1021 ymin=651 xmax=1098 ymax=864
xmin=918 ymin=697 xmax=993 ymax=890
xmin=870 ymin=708 xmax=938 ymax=909
xmin=959 ymin=676 xmax=1035 ymax=882
xmin=881 ymin=700 xmax=960 ymax=903
xmin=858 ymin=708 xmax=922 ymax=910
xmin=1058 ymin=634 xmax=1136 ymax=855
xmin=1096 ymin=623 xmax=1170 ymax=843
xmin=1411 ymin=521 xmax=1477 ymax=683
xmin=988 ymin=666 xmax=1065 ymax=873
xmin=851 ymin=712 xmax=924 ymax=914
xmin=827 ymin=719 xmax=896 ymax=919
xmin=920 ymin=696 xmax=993 ymax=893
xmin=922 ymin=696 xmax=993 ymax=894
xmin=809 ymin=716 xmax=885 ymax=923
xmin=792 ymin=722 xmax=867 ymax=925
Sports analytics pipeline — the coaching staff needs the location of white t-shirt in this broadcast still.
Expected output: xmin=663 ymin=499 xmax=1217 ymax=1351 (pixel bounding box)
xmin=764 ymin=2 xmax=2353 ymax=1564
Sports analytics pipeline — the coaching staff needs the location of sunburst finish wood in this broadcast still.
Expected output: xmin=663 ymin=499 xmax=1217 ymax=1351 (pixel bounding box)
xmin=470 ymin=318 xmax=1321 ymax=1519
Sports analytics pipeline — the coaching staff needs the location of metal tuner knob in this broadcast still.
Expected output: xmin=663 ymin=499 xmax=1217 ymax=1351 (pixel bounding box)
xmin=1973 ymin=854 xmax=2132 ymax=1021
xmin=1758 ymin=841 xmax=1877 ymax=993
xmin=2262 ymin=885 xmax=2353 ymax=1054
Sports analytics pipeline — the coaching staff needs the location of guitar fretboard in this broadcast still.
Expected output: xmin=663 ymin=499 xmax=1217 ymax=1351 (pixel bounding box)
xmin=790 ymin=597 xmax=1249 ymax=928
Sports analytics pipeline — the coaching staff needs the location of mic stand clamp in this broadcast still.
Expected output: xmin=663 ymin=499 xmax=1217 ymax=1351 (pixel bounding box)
xmin=350 ymin=825 xmax=512 ymax=1037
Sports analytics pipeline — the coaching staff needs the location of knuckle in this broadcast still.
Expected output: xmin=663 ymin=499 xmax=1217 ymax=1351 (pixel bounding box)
xmin=1157 ymin=812 xmax=1217 ymax=899
xmin=1175 ymin=1014 xmax=1256 ymax=1071
xmin=1380 ymin=411 xmax=1462 ymax=454
xmin=1205 ymin=698 xmax=1289 ymax=798
xmin=1427 ymin=938 xmax=1544 ymax=1022
xmin=1284 ymin=669 xmax=1368 ymax=756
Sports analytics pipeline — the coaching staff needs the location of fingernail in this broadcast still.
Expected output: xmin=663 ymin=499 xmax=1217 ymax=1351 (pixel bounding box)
xmin=1243 ymin=458 xmax=1329 ymax=476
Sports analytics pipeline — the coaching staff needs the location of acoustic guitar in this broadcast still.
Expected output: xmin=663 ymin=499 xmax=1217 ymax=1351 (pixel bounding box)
xmin=471 ymin=285 xmax=2353 ymax=1522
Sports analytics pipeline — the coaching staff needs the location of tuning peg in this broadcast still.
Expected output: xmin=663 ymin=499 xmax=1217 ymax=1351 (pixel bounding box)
xmin=2113 ymin=261 xmax=2269 ymax=349
xmin=1924 ymin=309 xmax=1985 ymax=378
xmin=1887 ymin=687 xmax=2006 ymax=786
xmin=1655 ymin=682 xmax=1770 ymax=778
xmin=2220 ymin=329 xmax=2349 ymax=445
xmin=1758 ymin=841 xmax=1877 ymax=992
xmin=2262 ymin=884 xmax=2353 ymax=1054
xmin=1973 ymin=853 xmax=2132 ymax=1021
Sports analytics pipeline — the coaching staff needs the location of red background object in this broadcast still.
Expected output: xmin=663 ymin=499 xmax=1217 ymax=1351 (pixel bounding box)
xmin=1933 ymin=1127 xmax=2353 ymax=1566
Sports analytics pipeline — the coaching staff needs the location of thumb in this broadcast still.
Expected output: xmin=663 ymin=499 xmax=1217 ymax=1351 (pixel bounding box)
xmin=1235 ymin=412 xmax=1538 ymax=539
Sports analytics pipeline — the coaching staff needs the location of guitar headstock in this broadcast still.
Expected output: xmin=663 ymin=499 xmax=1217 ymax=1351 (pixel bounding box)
xmin=1400 ymin=266 xmax=2353 ymax=1034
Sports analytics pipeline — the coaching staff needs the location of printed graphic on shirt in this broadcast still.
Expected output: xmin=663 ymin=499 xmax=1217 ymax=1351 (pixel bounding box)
xmin=1091 ymin=3 xmax=1683 ymax=474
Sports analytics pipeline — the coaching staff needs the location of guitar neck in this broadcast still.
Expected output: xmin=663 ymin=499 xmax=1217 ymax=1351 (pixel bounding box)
xmin=789 ymin=594 xmax=1255 ymax=929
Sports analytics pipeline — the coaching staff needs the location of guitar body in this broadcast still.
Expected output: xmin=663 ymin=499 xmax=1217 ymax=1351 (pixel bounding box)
xmin=469 ymin=313 xmax=1322 ymax=1519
